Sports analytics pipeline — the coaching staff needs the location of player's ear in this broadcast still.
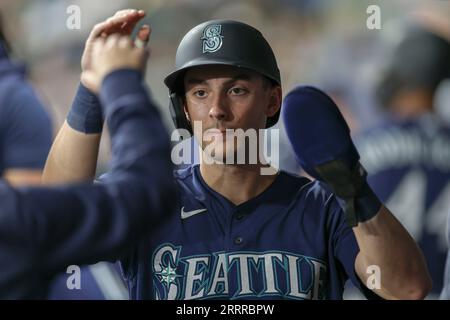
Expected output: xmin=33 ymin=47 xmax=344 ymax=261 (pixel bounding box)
xmin=182 ymin=98 xmax=191 ymax=122
xmin=267 ymin=85 xmax=282 ymax=117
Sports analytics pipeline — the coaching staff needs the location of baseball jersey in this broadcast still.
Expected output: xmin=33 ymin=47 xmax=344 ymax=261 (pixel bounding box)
xmin=118 ymin=164 xmax=378 ymax=300
xmin=0 ymin=41 xmax=52 ymax=174
xmin=356 ymin=114 xmax=450 ymax=295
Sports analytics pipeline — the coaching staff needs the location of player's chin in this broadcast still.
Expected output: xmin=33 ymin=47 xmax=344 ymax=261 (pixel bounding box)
xmin=202 ymin=142 xmax=237 ymax=164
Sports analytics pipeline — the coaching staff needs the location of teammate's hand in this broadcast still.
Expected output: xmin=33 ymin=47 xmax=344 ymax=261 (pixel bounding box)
xmin=81 ymin=9 xmax=151 ymax=91
xmin=82 ymin=35 xmax=149 ymax=93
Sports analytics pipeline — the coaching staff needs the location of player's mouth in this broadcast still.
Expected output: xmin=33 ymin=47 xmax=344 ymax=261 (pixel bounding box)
xmin=203 ymin=128 xmax=228 ymax=141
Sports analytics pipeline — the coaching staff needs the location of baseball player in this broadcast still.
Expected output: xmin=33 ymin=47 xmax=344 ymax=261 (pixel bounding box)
xmin=355 ymin=26 xmax=450 ymax=297
xmin=43 ymin=10 xmax=431 ymax=299
xmin=0 ymin=33 xmax=176 ymax=299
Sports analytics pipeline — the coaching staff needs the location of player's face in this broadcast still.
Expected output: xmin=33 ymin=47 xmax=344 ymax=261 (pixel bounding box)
xmin=183 ymin=65 xmax=281 ymax=163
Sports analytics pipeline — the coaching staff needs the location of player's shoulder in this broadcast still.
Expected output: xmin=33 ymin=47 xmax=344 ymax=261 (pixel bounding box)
xmin=278 ymin=171 xmax=344 ymax=229
xmin=277 ymin=170 xmax=336 ymax=205
xmin=96 ymin=166 xmax=195 ymax=191
xmin=173 ymin=165 xmax=196 ymax=181
xmin=277 ymin=170 xmax=311 ymax=190
xmin=173 ymin=165 xmax=200 ymax=195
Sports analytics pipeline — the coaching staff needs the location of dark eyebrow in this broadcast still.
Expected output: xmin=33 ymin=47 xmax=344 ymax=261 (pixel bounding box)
xmin=185 ymin=74 xmax=253 ymax=86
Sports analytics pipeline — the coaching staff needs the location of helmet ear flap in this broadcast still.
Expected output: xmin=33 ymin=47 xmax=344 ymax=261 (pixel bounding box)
xmin=169 ymin=92 xmax=193 ymax=135
xmin=266 ymin=111 xmax=280 ymax=128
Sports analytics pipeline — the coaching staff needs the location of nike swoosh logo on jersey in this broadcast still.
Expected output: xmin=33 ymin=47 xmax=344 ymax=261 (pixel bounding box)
xmin=181 ymin=207 xmax=207 ymax=219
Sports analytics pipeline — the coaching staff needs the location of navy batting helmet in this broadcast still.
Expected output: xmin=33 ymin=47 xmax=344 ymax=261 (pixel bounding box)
xmin=164 ymin=19 xmax=281 ymax=133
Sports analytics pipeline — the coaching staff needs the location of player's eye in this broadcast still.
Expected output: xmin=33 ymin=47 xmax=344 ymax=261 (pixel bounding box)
xmin=193 ymin=90 xmax=208 ymax=98
xmin=229 ymin=87 xmax=248 ymax=95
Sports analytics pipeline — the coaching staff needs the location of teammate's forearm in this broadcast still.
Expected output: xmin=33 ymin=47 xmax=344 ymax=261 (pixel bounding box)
xmin=353 ymin=205 xmax=432 ymax=299
xmin=42 ymin=83 xmax=103 ymax=184
xmin=99 ymin=68 xmax=173 ymax=180
xmin=42 ymin=122 xmax=101 ymax=184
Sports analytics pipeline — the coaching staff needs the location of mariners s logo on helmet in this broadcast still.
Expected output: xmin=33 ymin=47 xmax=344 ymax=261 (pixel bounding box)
xmin=201 ymin=24 xmax=223 ymax=53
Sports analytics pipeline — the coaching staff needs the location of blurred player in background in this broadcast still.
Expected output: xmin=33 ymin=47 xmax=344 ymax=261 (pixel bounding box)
xmin=0 ymin=12 xmax=52 ymax=186
xmin=355 ymin=26 xmax=450 ymax=297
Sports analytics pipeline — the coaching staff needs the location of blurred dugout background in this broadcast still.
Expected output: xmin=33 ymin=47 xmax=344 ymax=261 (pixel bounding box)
xmin=1 ymin=0 xmax=450 ymax=299
xmin=0 ymin=0 xmax=448 ymax=165
xmin=0 ymin=0 xmax=448 ymax=169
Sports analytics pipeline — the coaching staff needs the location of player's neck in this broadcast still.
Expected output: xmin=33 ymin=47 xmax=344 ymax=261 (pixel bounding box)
xmin=199 ymin=162 xmax=278 ymax=206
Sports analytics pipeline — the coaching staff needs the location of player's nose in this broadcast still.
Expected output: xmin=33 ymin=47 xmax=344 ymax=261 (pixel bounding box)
xmin=208 ymin=92 xmax=228 ymax=121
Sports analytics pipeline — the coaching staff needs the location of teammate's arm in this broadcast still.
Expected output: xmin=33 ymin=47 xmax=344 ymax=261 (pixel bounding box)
xmin=353 ymin=206 xmax=431 ymax=300
xmin=42 ymin=9 xmax=149 ymax=184
xmin=0 ymin=36 xmax=176 ymax=292
xmin=42 ymin=120 xmax=101 ymax=183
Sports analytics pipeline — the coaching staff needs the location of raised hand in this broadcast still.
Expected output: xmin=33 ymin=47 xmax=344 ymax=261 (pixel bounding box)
xmin=82 ymin=34 xmax=149 ymax=93
xmin=81 ymin=9 xmax=150 ymax=91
